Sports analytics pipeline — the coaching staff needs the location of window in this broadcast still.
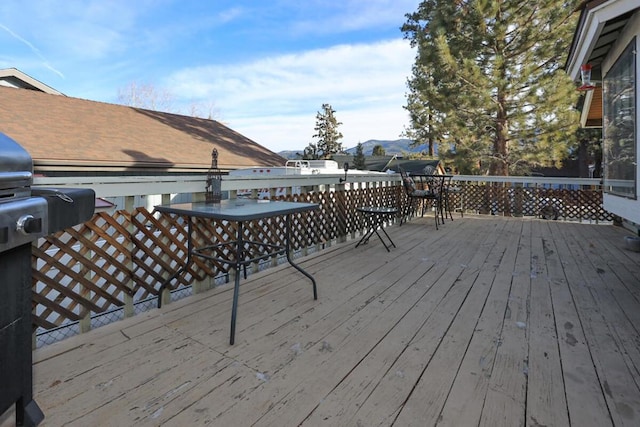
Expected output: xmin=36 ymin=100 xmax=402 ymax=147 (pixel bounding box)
xmin=603 ymin=38 xmax=637 ymax=198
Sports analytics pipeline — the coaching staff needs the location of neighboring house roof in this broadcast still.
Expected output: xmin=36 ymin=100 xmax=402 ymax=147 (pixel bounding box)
xmin=0 ymin=68 xmax=64 ymax=95
xmin=332 ymin=154 xmax=442 ymax=174
xmin=0 ymin=85 xmax=286 ymax=174
xmin=95 ymin=197 xmax=116 ymax=212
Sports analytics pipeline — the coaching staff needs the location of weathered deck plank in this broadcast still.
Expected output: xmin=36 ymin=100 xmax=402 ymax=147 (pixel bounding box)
xmin=3 ymin=215 xmax=640 ymax=427
xmin=303 ymin=218 xmax=508 ymax=426
xmin=554 ymin=222 xmax=640 ymax=426
xmin=205 ymin=222 xmax=480 ymax=426
xmin=477 ymin=219 xmax=529 ymax=427
xmin=543 ymin=221 xmax=612 ymax=427
xmin=435 ymin=219 xmax=522 ymax=426
xmin=525 ymin=220 xmax=570 ymax=427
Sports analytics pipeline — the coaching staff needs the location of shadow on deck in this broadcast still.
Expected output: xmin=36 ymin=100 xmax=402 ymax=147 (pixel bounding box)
xmin=4 ymin=215 xmax=640 ymax=426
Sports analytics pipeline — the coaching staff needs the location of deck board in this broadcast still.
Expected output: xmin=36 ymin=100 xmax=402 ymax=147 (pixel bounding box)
xmin=477 ymin=219 xmax=529 ymax=427
xmin=544 ymin=221 xmax=613 ymax=427
xmin=348 ymin=218 xmax=506 ymax=426
xmin=3 ymin=215 xmax=640 ymax=426
xmin=436 ymin=219 xmax=521 ymax=427
xmin=525 ymin=221 xmax=570 ymax=427
xmin=557 ymin=224 xmax=640 ymax=427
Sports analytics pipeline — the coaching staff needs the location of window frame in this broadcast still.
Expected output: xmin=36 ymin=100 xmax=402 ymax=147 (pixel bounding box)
xmin=602 ymin=37 xmax=637 ymax=199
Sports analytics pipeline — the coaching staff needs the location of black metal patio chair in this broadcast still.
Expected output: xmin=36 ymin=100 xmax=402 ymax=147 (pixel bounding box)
xmin=399 ymin=168 xmax=446 ymax=230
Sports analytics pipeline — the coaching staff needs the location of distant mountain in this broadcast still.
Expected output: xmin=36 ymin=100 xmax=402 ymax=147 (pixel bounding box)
xmin=278 ymin=139 xmax=432 ymax=159
xmin=343 ymin=139 xmax=430 ymax=155
xmin=278 ymin=150 xmax=305 ymax=160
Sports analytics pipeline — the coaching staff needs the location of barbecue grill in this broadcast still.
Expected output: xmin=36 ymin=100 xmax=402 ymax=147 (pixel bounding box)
xmin=0 ymin=133 xmax=95 ymax=426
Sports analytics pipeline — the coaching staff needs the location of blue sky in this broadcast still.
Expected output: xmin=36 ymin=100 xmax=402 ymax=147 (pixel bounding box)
xmin=1 ymin=0 xmax=420 ymax=153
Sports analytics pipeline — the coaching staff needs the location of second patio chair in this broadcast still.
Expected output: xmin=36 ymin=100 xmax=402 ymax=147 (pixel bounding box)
xmin=399 ymin=168 xmax=446 ymax=230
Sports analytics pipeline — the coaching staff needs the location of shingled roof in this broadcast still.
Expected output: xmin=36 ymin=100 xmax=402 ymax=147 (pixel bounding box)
xmin=0 ymin=85 xmax=285 ymax=175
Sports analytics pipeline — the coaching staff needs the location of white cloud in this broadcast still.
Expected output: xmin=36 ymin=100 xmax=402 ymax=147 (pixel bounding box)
xmin=217 ymin=7 xmax=244 ymax=24
xmin=288 ymin=0 xmax=418 ymax=35
xmin=168 ymin=38 xmax=414 ymax=152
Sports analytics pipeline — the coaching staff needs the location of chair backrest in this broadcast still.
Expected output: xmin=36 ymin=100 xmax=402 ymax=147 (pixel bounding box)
xmin=421 ymin=174 xmax=446 ymax=197
xmin=399 ymin=167 xmax=408 ymax=181
xmin=423 ymin=165 xmax=437 ymax=175
xmin=399 ymin=168 xmax=416 ymax=196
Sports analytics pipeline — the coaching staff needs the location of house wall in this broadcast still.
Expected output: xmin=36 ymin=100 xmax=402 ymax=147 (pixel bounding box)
xmin=601 ymin=10 xmax=640 ymax=230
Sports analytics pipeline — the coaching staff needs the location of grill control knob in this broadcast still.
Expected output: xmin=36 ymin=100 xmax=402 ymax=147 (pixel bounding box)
xmin=17 ymin=214 xmax=42 ymax=235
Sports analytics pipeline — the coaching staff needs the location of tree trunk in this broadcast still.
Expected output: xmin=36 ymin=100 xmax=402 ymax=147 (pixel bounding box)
xmin=428 ymin=113 xmax=434 ymax=156
xmin=491 ymin=96 xmax=509 ymax=176
xmin=490 ymin=26 xmax=510 ymax=177
xmin=578 ymin=138 xmax=589 ymax=178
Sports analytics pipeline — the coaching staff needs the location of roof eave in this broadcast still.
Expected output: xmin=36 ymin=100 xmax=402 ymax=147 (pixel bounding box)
xmin=566 ymin=0 xmax=639 ymax=79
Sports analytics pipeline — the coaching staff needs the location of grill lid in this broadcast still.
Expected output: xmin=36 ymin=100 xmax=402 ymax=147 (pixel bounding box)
xmin=0 ymin=132 xmax=33 ymax=197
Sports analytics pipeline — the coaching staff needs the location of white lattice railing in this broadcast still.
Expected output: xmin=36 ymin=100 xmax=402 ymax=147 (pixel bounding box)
xmin=30 ymin=172 xmax=612 ymax=348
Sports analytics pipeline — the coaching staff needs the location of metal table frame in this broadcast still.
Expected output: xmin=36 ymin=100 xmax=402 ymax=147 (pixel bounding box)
xmin=154 ymin=199 xmax=319 ymax=345
xmin=355 ymin=206 xmax=398 ymax=252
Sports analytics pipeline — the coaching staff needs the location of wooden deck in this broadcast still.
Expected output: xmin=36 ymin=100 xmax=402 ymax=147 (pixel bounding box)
xmin=5 ymin=215 xmax=640 ymax=426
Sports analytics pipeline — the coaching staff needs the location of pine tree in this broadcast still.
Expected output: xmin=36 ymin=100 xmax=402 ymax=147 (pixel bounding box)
xmin=306 ymin=104 xmax=344 ymax=159
xmin=402 ymin=0 xmax=581 ymax=176
xmin=303 ymin=142 xmax=320 ymax=160
xmin=372 ymin=145 xmax=386 ymax=156
xmin=353 ymin=142 xmax=366 ymax=169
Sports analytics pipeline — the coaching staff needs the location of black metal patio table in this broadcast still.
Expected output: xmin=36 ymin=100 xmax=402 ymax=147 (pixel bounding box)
xmin=154 ymin=199 xmax=319 ymax=345
xmin=355 ymin=206 xmax=398 ymax=252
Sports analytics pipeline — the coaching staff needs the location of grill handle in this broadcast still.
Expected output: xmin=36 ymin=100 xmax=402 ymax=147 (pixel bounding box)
xmin=0 ymin=171 xmax=32 ymax=190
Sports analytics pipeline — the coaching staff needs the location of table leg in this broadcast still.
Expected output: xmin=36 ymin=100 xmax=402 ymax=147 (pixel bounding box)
xmin=356 ymin=213 xmax=395 ymax=252
xmin=355 ymin=225 xmax=377 ymax=248
xmin=230 ymin=221 xmax=243 ymax=345
xmin=285 ymin=214 xmax=317 ymax=300
xmin=371 ymin=217 xmax=395 ymax=252
xmin=356 ymin=211 xmax=380 ymax=248
xmin=158 ymin=218 xmax=193 ymax=309
xmin=377 ymin=224 xmax=396 ymax=250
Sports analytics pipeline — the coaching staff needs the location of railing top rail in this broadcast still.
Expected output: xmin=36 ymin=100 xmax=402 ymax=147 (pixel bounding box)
xmin=34 ymin=173 xmax=402 ymax=198
xmin=451 ymin=175 xmax=602 ymax=186
xmin=33 ymin=173 xmax=602 ymax=198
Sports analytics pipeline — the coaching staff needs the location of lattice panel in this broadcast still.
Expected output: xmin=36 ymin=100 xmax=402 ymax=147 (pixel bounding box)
xmin=32 ymin=211 xmax=133 ymax=330
xmin=455 ymin=183 xmax=613 ymax=220
xmin=131 ymin=208 xmax=197 ymax=298
xmin=308 ymin=191 xmax=335 ymax=244
xmin=344 ymin=189 xmax=362 ymax=232
xmin=30 ymin=182 xmax=612 ymax=336
xmin=291 ymin=192 xmax=324 ymax=247
xmin=190 ymin=215 xmax=233 ymax=276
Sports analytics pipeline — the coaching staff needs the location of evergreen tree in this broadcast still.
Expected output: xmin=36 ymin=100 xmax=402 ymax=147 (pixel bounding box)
xmin=353 ymin=142 xmax=366 ymax=169
xmin=372 ymin=144 xmax=386 ymax=156
xmin=305 ymin=103 xmax=344 ymax=159
xmin=403 ymin=67 xmax=439 ymax=157
xmin=402 ymin=0 xmax=580 ymax=176
xmin=575 ymin=128 xmax=602 ymax=178
xmin=303 ymin=142 xmax=320 ymax=160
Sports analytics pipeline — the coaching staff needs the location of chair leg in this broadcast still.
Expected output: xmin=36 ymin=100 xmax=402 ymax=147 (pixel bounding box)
xmin=400 ymin=198 xmax=413 ymax=225
xmin=445 ymin=194 xmax=454 ymax=221
xmin=434 ymin=203 xmax=439 ymax=230
xmin=450 ymin=191 xmax=463 ymax=218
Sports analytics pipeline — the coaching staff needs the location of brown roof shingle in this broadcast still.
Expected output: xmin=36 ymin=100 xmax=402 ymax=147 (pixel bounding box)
xmin=0 ymin=86 xmax=285 ymax=173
